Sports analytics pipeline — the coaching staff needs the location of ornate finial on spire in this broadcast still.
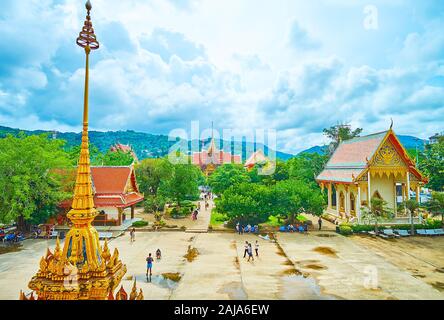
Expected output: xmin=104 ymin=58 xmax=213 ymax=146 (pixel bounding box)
xmin=77 ymin=0 xmax=99 ymax=51
xmin=390 ymin=118 xmax=394 ymax=130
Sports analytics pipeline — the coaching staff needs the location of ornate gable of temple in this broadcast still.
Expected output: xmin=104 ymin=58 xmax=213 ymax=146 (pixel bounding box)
xmin=366 ymin=130 xmax=421 ymax=180
xmin=316 ymin=128 xmax=428 ymax=184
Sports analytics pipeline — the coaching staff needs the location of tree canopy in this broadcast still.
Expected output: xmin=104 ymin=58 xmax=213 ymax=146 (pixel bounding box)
xmin=208 ymin=164 xmax=251 ymax=194
xmin=419 ymin=139 xmax=444 ymax=191
xmin=323 ymin=124 xmax=363 ymax=154
xmin=0 ymin=134 xmax=71 ymax=227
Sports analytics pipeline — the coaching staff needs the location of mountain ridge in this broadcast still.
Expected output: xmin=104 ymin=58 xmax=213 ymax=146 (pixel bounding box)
xmin=0 ymin=125 xmax=294 ymax=161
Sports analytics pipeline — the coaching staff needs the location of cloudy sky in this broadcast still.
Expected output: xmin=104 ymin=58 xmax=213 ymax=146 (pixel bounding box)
xmin=0 ymin=0 xmax=443 ymax=154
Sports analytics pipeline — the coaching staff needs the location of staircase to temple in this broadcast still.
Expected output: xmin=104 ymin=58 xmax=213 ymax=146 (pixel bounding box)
xmin=185 ymin=200 xmax=212 ymax=233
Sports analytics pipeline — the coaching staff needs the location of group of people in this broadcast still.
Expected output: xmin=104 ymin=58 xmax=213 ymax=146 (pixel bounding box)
xmin=285 ymin=223 xmax=308 ymax=233
xmin=236 ymin=222 xmax=258 ymax=235
xmin=243 ymin=241 xmax=259 ymax=262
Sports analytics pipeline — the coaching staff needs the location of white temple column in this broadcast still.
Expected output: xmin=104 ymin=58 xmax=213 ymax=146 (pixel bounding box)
xmin=357 ymin=185 xmax=362 ymax=224
xmin=416 ymin=185 xmax=420 ymax=203
xmin=367 ymin=171 xmax=371 ymax=209
xmin=327 ymin=183 xmax=332 ymax=209
xmin=406 ymin=172 xmax=411 ymax=200
xmin=336 ymin=188 xmax=340 ymax=216
xmin=394 ymin=183 xmax=398 ymax=216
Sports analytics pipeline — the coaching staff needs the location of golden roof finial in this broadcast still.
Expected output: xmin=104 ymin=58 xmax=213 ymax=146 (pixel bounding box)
xmin=137 ymin=289 xmax=144 ymax=300
xmin=130 ymin=280 xmax=138 ymax=300
xmin=54 ymin=237 xmax=62 ymax=260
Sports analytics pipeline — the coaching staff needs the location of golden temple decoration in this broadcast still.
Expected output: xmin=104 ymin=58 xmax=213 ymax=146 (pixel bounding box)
xmin=21 ymin=1 xmax=143 ymax=301
xmin=369 ymin=139 xmax=407 ymax=178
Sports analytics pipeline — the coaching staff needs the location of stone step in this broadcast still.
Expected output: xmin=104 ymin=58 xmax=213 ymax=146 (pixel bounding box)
xmin=185 ymin=229 xmax=208 ymax=233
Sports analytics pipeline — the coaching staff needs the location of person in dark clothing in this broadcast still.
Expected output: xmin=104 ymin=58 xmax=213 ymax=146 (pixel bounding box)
xmin=243 ymin=241 xmax=249 ymax=258
xmin=146 ymin=253 xmax=154 ymax=282
xmin=318 ymin=217 xmax=323 ymax=231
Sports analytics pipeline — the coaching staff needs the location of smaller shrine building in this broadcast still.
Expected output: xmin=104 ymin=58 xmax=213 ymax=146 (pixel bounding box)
xmin=316 ymin=128 xmax=428 ymax=223
xmin=60 ymin=166 xmax=144 ymax=226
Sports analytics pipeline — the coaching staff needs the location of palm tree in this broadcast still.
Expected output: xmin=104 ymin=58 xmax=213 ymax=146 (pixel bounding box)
xmin=403 ymin=199 xmax=420 ymax=236
xmin=426 ymin=192 xmax=444 ymax=224
xmin=361 ymin=197 xmax=393 ymax=234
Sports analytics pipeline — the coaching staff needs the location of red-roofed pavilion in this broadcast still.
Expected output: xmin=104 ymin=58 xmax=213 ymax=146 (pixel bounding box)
xmin=60 ymin=166 xmax=144 ymax=226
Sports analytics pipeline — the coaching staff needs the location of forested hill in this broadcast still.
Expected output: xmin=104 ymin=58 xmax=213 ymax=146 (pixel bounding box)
xmin=0 ymin=126 xmax=294 ymax=161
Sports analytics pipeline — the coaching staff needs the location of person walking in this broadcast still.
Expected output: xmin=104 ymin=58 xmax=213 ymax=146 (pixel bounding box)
xmin=130 ymin=228 xmax=136 ymax=243
xmin=247 ymin=243 xmax=254 ymax=262
xmin=146 ymin=253 xmax=154 ymax=282
xmin=255 ymin=240 xmax=259 ymax=257
xmin=243 ymin=241 xmax=249 ymax=258
xmin=318 ymin=217 xmax=323 ymax=231
xmin=236 ymin=222 xmax=240 ymax=235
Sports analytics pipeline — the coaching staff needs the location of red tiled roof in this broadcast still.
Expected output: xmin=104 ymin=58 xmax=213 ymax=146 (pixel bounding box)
xmin=60 ymin=166 xmax=144 ymax=209
xmin=316 ymin=168 xmax=364 ymax=183
xmin=91 ymin=167 xmax=131 ymax=194
xmin=192 ymin=151 xmax=242 ymax=166
xmin=245 ymin=150 xmax=268 ymax=168
xmin=327 ymin=131 xmax=386 ymax=168
xmin=316 ymin=130 xmax=427 ymax=183
xmin=95 ymin=193 xmax=144 ymax=208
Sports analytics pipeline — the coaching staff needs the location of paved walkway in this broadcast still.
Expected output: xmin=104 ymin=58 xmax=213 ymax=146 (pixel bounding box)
xmin=185 ymin=199 xmax=213 ymax=233
xmin=1 ymin=232 xmax=443 ymax=300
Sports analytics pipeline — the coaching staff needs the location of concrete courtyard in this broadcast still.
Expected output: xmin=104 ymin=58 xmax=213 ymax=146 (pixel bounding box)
xmin=1 ymin=230 xmax=443 ymax=300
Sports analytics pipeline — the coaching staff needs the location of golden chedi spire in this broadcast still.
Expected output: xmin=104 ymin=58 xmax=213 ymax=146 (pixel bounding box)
xmin=22 ymin=1 xmax=142 ymax=300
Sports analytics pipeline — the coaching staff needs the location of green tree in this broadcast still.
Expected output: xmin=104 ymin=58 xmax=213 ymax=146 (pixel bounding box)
xmin=272 ymin=179 xmax=325 ymax=223
xmin=403 ymin=199 xmax=420 ymax=235
xmin=158 ymin=164 xmax=201 ymax=206
xmin=426 ymin=192 xmax=444 ymax=223
xmin=323 ymin=124 xmax=363 ymax=153
xmin=260 ymin=160 xmax=290 ymax=186
xmin=217 ymin=182 xmax=272 ymax=224
xmin=419 ymin=139 xmax=444 ymax=191
xmin=287 ymin=153 xmax=328 ymax=186
xmin=361 ymin=197 xmax=394 ymax=234
xmin=208 ymin=164 xmax=250 ymax=194
xmin=102 ymin=150 xmax=134 ymax=166
xmin=0 ymin=134 xmax=71 ymax=230
xmin=67 ymin=143 xmax=104 ymax=166
xmin=136 ymin=158 xmax=174 ymax=196
xmin=143 ymin=194 xmax=167 ymax=214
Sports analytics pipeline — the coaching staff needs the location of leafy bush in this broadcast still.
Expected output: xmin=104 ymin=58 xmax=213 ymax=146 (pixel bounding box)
xmin=296 ymin=215 xmax=308 ymax=223
xmin=339 ymin=223 xmax=353 ymax=236
xmin=171 ymin=206 xmax=191 ymax=218
xmin=425 ymin=219 xmax=442 ymax=228
xmin=132 ymin=221 xmax=149 ymax=228
xmin=180 ymin=200 xmax=195 ymax=208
